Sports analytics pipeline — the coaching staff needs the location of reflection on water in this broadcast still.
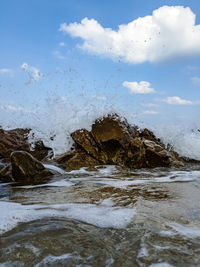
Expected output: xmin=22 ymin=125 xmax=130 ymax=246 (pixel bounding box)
xmin=0 ymin=165 xmax=200 ymax=266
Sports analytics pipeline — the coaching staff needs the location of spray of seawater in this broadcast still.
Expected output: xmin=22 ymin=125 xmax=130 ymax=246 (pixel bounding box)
xmin=0 ymin=68 xmax=200 ymax=159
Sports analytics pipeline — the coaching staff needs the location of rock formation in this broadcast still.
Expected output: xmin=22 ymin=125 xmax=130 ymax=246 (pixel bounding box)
xmin=11 ymin=151 xmax=52 ymax=184
xmin=0 ymin=128 xmax=52 ymax=163
xmin=0 ymin=114 xmax=185 ymax=181
xmin=56 ymin=114 xmax=184 ymax=171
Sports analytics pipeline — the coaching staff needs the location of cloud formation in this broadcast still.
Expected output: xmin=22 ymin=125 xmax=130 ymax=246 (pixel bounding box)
xmin=59 ymin=6 xmax=200 ymax=64
xmin=164 ymin=96 xmax=193 ymax=105
xmin=123 ymin=81 xmax=155 ymax=94
xmin=21 ymin=63 xmax=42 ymax=83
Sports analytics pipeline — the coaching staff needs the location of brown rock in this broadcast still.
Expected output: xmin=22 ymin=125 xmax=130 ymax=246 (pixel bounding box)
xmin=0 ymin=162 xmax=14 ymax=182
xmin=56 ymin=114 xmax=183 ymax=171
xmin=71 ymin=129 xmax=100 ymax=161
xmin=11 ymin=151 xmax=52 ymax=184
xmin=91 ymin=115 xmax=127 ymax=143
xmin=0 ymin=128 xmax=52 ymax=163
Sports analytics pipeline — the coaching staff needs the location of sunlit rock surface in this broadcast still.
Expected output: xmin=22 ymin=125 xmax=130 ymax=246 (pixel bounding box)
xmin=56 ymin=114 xmax=184 ymax=171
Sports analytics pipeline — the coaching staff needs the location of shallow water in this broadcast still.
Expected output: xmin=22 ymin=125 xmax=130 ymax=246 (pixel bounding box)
xmin=0 ymin=164 xmax=200 ymax=266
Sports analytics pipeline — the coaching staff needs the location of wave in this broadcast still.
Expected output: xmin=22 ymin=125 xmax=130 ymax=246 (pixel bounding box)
xmin=0 ymin=92 xmax=200 ymax=160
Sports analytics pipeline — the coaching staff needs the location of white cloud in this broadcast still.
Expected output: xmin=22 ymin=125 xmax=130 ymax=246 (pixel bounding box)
xmin=59 ymin=42 xmax=65 ymax=47
xmin=59 ymin=6 xmax=200 ymax=64
xmin=21 ymin=62 xmax=43 ymax=82
xmin=123 ymin=81 xmax=155 ymax=94
xmin=191 ymin=76 xmax=200 ymax=86
xmin=0 ymin=68 xmax=14 ymax=75
xmin=164 ymin=96 xmax=193 ymax=105
xmin=143 ymin=110 xmax=158 ymax=115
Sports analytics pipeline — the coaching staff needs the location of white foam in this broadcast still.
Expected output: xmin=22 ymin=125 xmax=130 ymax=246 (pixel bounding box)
xmin=159 ymin=230 xmax=176 ymax=237
xmin=148 ymin=263 xmax=175 ymax=267
xmin=0 ymin=94 xmax=121 ymax=157
xmin=35 ymin=253 xmax=76 ymax=267
xmin=137 ymin=244 xmax=149 ymax=258
xmin=154 ymin=125 xmax=200 ymax=160
xmin=43 ymin=164 xmax=66 ymax=174
xmin=16 ymin=180 xmax=74 ymax=189
xmin=97 ymin=165 xmax=118 ymax=175
xmin=168 ymin=222 xmax=200 ymax=238
xmin=95 ymin=178 xmax=149 ymax=188
xmin=153 ymin=245 xmax=171 ymax=251
xmin=0 ymin=200 xmax=136 ymax=234
xmin=153 ymin=170 xmax=200 ymax=183
xmin=92 ymin=170 xmax=199 ymax=189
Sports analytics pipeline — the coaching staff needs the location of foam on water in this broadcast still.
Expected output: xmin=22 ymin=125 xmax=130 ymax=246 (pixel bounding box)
xmin=43 ymin=164 xmax=66 ymax=174
xmin=92 ymin=170 xmax=200 ymax=188
xmin=35 ymin=253 xmax=79 ymax=267
xmin=148 ymin=263 xmax=175 ymax=267
xmin=0 ymin=200 xmax=136 ymax=234
xmin=15 ymin=180 xmax=74 ymax=189
xmin=168 ymin=222 xmax=200 ymax=238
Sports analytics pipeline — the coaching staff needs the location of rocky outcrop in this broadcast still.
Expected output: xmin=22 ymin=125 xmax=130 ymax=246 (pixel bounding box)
xmin=56 ymin=114 xmax=184 ymax=171
xmin=0 ymin=128 xmax=52 ymax=163
xmin=0 ymin=114 xmax=185 ymax=180
xmin=11 ymin=151 xmax=52 ymax=184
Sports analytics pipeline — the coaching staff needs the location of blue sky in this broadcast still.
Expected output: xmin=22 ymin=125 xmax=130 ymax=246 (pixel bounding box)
xmin=1 ymin=0 xmax=200 ymax=127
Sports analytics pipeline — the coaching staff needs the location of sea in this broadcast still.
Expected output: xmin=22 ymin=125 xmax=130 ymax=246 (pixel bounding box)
xmin=0 ymin=93 xmax=200 ymax=266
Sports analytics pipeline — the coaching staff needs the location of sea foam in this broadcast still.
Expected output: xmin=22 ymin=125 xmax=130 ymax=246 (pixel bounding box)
xmin=0 ymin=200 xmax=136 ymax=234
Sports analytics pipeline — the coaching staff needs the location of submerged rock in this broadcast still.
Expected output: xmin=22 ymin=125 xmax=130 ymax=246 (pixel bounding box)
xmin=11 ymin=151 xmax=52 ymax=184
xmin=56 ymin=114 xmax=184 ymax=171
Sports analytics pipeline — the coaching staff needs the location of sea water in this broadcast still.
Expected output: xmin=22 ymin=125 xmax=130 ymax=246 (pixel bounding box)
xmin=1 ymin=77 xmax=200 ymax=266
xmin=0 ymin=165 xmax=200 ymax=266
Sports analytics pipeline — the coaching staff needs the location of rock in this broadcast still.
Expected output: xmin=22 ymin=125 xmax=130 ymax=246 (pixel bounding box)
xmin=0 ymin=162 xmax=14 ymax=182
xmin=91 ymin=115 xmax=127 ymax=143
xmin=57 ymin=150 xmax=99 ymax=171
xmin=56 ymin=114 xmax=184 ymax=171
xmin=0 ymin=128 xmax=52 ymax=163
xmin=11 ymin=151 xmax=52 ymax=184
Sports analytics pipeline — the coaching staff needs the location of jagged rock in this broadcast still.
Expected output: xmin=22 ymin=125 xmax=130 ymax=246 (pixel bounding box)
xmin=56 ymin=114 xmax=184 ymax=171
xmin=0 ymin=128 xmax=52 ymax=163
xmin=11 ymin=151 xmax=52 ymax=184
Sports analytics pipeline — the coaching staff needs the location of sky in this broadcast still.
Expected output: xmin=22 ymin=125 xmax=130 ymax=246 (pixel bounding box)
xmin=1 ymin=0 xmax=200 ymax=128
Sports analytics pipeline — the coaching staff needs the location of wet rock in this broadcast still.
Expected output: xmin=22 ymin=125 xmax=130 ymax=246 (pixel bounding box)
xmin=0 ymin=128 xmax=52 ymax=163
xmin=56 ymin=114 xmax=184 ymax=171
xmin=59 ymin=150 xmax=100 ymax=172
xmin=0 ymin=162 xmax=14 ymax=182
xmin=11 ymin=151 xmax=52 ymax=184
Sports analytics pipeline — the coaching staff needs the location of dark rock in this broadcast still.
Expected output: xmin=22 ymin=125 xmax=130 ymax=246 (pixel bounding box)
xmin=0 ymin=162 xmax=14 ymax=182
xmin=0 ymin=128 xmax=52 ymax=163
xmin=56 ymin=114 xmax=184 ymax=171
xmin=11 ymin=151 xmax=52 ymax=184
